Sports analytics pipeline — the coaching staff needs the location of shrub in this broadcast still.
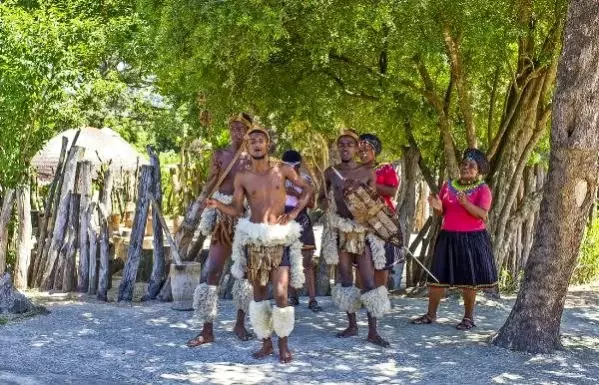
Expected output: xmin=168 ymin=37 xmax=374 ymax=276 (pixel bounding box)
xmin=572 ymin=217 xmax=599 ymax=284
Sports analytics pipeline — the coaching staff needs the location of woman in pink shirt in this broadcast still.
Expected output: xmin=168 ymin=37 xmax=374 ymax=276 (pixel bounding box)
xmin=411 ymin=148 xmax=497 ymax=330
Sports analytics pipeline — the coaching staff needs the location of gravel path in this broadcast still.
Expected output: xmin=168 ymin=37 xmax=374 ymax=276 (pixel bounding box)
xmin=1 ymin=288 xmax=598 ymax=385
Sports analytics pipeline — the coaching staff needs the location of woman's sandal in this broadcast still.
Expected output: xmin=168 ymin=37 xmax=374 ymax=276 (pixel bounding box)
xmin=456 ymin=317 xmax=476 ymax=330
xmin=410 ymin=314 xmax=436 ymax=325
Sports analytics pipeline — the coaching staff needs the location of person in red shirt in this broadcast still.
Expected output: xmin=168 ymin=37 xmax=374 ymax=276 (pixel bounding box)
xmin=411 ymin=148 xmax=497 ymax=330
xmin=358 ymin=134 xmax=404 ymax=288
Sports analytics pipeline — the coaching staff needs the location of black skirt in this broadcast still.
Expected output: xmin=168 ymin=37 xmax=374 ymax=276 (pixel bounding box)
xmin=428 ymin=230 xmax=497 ymax=289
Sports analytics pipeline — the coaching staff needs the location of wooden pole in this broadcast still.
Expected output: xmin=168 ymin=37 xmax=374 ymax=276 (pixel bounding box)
xmin=87 ymin=201 xmax=98 ymax=295
xmin=61 ymin=193 xmax=81 ymax=292
xmin=40 ymin=145 xmax=85 ymax=289
xmin=0 ymin=189 xmax=15 ymax=276
xmin=14 ymin=186 xmax=32 ymax=289
xmin=77 ymin=161 xmax=92 ymax=292
xmin=118 ymin=165 xmax=153 ymax=302
xmin=144 ymin=146 xmax=166 ymax=301
xmin=31 ymin=137 xmax=68 ymax=285
xmin=97 ymin=170 xmax=113 ymax=301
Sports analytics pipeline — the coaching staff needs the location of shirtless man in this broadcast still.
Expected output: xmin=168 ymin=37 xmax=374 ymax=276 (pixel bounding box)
xmin=319 ymin=130 xmax=391 ymax=347
xmin=187 ymin=113 xmax=254 ymax=347
xmin=206 ymin=126 xmax=312 ymax=363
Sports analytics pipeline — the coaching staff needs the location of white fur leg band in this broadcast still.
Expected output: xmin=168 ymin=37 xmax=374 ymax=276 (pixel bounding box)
xmin=331 ymin=284 xmax=362 ymax=314
xmin=289 ymin=239 xmax=305 ymax=289
xmin=232 ymin=279 xmax=253 ymax=313
xmin=272 ymin=306 xmax=295 ymax=338
xmin=249 ymin=300 xmax=273 ymax=340
xmin=192 ymin=283 xmax=219 ymax=324
xmin=361 ymin=286 xmax=391 ymax=319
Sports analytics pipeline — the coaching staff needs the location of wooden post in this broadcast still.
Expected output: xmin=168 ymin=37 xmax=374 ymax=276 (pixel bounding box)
xmin=97 ymin=170 xmax=113 ymax=302
xmin=144 ymin=146 xmax=166 ymax=301
xmin=77 ymin=161 xmax=92 ymax=292
xmin=61 ymin=193 xmax=81 ymax=292
xmin=40 ymin=145 xmax=85 ymax=289
xmin=88 ymin=201 xmax=98 ymax=295
xmin=118 ymin=165 xmax=153 ymax=302
xmin=31 ymin=137 xmax=69 ymax=286
xmin=14 ymin=186 xmax=32 ymax=290
xmin=0 ymin=189 xmax=15 ymax=276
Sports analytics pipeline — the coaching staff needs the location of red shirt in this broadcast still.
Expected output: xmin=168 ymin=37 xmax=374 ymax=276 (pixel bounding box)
xmin=439 ymin=180 xmax=492 ymax=232
xmin=376 ymin=164 xmax=399 ymax=212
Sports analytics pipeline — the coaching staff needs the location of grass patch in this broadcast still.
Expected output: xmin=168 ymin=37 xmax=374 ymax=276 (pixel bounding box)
xmin=0 ymin=317 xmax=8 ymax=325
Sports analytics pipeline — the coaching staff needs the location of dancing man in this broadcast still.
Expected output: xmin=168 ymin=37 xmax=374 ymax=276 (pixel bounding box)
xmin=358 ymin=133 xmax=404 ymax=287
xmin=282 ymin=150 xmax=322 ymax=312
xmin=187 ymin=113 xmax=254 ymax=347
xmin=319 ymin=130 xmax=391 ymax=347
xmin=206 ymin=126 xmax=312 ymax=363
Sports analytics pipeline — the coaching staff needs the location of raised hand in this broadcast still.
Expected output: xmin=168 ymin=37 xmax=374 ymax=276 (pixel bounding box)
xmin=427 ymin=194 xmax=442 ymax=212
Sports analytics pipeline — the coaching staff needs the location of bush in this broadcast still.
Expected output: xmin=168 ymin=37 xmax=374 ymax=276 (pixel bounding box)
xmin=572 ymin=217 xmax=599 ymax=284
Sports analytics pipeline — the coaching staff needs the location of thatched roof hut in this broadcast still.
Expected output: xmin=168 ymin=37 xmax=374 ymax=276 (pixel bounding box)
xmin=32 ymin=127 xmax=148 ymax=183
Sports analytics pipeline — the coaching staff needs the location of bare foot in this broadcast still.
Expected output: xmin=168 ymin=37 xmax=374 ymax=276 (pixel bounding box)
xmin=367 ymin=333 xmax=390 ymax=348
xmin=278 ymin=338 xmax=293 ymax=364
xmin=252 ymin=338 xmax=274 ymax=360
xmin=336 ymin=325 xmax=358 ymax=338
xmin=186 ymin=332 xmax=214 ymax=347
xmin=234 ymin=323 xmax=254 ymax=341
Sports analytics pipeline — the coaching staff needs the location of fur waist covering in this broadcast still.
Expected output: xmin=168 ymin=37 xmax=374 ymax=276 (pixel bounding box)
xmin=199 ymin=191 xmax=233 ymax=237
xmin=321 ymin=210 xmax=386 ymax=269
xmin=231 ymin=218 xmax=305 ymax=289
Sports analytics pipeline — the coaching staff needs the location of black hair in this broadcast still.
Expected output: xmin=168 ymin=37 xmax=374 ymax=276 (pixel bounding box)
xmin=282 ymin=149 xmax=302 ymax=164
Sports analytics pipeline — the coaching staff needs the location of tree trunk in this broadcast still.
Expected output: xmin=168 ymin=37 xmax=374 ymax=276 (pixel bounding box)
xmin=40 ymin=146 xmax=85 ymax=289
xmin=14 ymin=186 xmax=32 ymax=290
xmin=492 ymin=0 xmax=599 ymax=353
xmin=0 ymin=189 xmax=15 ymax=276
xmin=97 ymin=170 xmax=113 ymax=301
xmin=77 ymin=161 xmax=92 ymax=292
xmin=0 ymin=273 xmax=43 ymax=314
xmin=118 ymin=166 xmax=153 ymax=302
xmin=144 ymin=146 xmax=165 ymax=301
xmin=88 ymin=224 xmax=98 ymax=295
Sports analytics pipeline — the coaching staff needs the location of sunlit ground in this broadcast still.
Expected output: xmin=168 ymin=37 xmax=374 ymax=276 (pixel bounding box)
xmin=0 ymin=284 xmax=597 ymax=384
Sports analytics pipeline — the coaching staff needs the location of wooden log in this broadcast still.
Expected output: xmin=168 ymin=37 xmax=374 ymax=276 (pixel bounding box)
xmin=40 ymin=145 xmax=85 ymax=289
xmin=62 ymin=193 xmax=81 ymax=292
xmin=77 ymin=161 xmax=92 ymax=292
xmin=0 ymin=189 xmax=15 ymax=276
xmin=118 ymin=165 xmax=153 ymax=302
xmin=29 ymin=136 xmax=69 ymax=286
xmin=97 ymin=170 xmax=113 ymax=302
xmin=88 ymin=226 xmax=98 ymax=295
xmin=14 ymin=186 xmax=32 ymax=290
xmin=87 ymin=201 xmax=98 ymax=295
xmin=144 ymin=146 xmax=166 ymax=301
xmin=53 ymin=191 xmax=78 ymax=291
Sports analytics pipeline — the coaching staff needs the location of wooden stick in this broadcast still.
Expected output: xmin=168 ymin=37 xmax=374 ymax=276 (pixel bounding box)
xmin=150 ymin=197 xmax=183 ymax=265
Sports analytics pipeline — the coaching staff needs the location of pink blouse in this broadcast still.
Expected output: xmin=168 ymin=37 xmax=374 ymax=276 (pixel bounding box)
xmin=439 ymin=180 xmax=492 ymax=232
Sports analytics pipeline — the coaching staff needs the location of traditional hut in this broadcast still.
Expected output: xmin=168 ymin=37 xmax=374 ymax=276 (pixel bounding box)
xmin=32 ymin=127 xmax=147 ymax=183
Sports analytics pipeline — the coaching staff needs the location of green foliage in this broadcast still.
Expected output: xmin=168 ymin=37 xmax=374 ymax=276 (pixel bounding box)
xmin=0 ymin=0 xmax=149 ymax=188
xmin=572 ymin=217 xmax=599 ymax=285
xmin=499 ymin=268 xmax=523 ymax=294
xmin=0 ymin=317 xmax=8 ymax=325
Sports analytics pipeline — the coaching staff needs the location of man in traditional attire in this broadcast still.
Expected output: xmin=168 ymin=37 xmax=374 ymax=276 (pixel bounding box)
xmin=319 ymin=130 xmax=391 ymax=347
xmin=187 ymin=113 xmax=254 ymax=347
xmin=282 ymin=150 xmax=322 ymax=312
xmin=206 ymin=126 xmax=312 ymax=363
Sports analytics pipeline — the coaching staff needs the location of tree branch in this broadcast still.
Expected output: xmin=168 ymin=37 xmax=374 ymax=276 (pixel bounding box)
xmin=322 ymin=70 xmax=380 ymax=101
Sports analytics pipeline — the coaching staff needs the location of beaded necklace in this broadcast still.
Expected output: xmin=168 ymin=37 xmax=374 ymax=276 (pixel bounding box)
xmin=448 ymin=179 xmax=484 ymax=195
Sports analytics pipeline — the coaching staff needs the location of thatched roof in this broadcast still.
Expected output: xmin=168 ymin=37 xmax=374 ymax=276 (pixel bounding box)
xmin=32 ymin=127 xmax=148 ymax=183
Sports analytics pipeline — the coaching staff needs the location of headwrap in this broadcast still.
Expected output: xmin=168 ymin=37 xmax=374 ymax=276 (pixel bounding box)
xmin=246 ymin=125 xmax=271 ymax=141
xmin=228 ymin=112 xmax=253 ymax=131
xmin=337 ymin=129 xmax=360 ymax=145
xmin=282 ymin=150 xmax=302 ymax=167
xmin=463 ymin=148 xmax=490 ymax=175
xmin=359 ymin=133 xmax=382 ymax=156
